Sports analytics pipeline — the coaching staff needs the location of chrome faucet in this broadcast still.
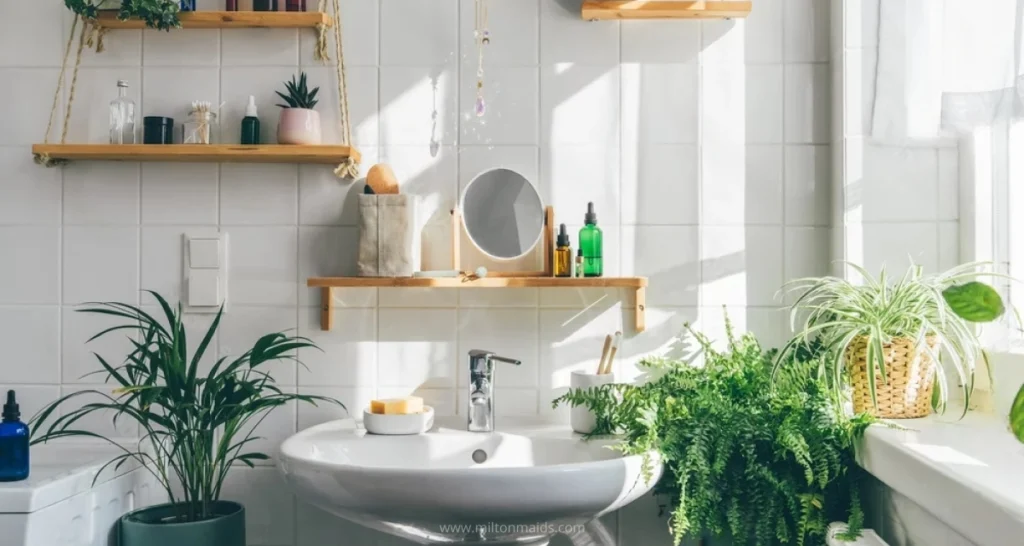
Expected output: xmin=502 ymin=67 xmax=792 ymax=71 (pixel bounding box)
xmin=467 ymin=349 xmax=521 ymax=432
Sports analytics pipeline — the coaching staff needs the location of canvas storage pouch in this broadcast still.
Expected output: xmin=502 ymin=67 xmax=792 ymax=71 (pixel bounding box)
xmin=357 ymin=194 xmax=417 ymax=277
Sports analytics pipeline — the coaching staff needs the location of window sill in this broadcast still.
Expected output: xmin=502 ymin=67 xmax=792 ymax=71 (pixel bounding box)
xmin=857 ymin=411 xmax=1024 ymax=545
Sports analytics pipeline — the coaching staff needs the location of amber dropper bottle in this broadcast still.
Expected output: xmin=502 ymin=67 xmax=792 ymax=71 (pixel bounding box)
xmin=554 ymin=224 xmax=572 ymax=277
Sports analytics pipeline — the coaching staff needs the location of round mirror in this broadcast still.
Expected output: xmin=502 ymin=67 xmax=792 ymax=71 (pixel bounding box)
xmin=461 ymin=168 xmax=544 ymax=260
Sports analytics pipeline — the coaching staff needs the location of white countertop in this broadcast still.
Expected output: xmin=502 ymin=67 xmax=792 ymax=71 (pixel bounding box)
xmin=0 ymin=442 xmax=140 ymax=513
xmin=858 ymin=412 xmax=1024 ymax=545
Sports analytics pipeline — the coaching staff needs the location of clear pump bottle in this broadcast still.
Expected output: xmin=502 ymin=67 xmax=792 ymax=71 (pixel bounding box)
xmin=109 ymin=80 xmax=136 ymax=145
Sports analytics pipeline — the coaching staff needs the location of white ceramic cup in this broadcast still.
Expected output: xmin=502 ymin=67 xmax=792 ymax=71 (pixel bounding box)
xmin=569 ymin=371 xmax=616 ymax=434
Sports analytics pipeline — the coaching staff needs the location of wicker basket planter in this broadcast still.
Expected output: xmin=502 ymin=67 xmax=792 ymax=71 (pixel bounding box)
xmin=845 ymin=336 xmax=940 ymax=419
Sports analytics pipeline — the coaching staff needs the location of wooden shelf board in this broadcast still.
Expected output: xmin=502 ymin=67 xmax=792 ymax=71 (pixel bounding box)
xmin=32 ymin=144 xmax=360 ymax=165
xmin=307 ymin=276 xmax=648 ymax=289
xmin=94 ymin=11 xmax=332 ymax=29
xmin=311 ymin=276 xmax=649 ymax=332
xmin=582 ymin=1 xmax=752 ymax=20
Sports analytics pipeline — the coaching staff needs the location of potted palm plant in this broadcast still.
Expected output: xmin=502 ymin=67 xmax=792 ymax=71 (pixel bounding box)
xmin=776 ymin=263 xmax=1006 ymax=419
xmin=276 ymin=72 xmax=322 ymax=145
xmin=30 ymin=292 xmax=343 ymax=546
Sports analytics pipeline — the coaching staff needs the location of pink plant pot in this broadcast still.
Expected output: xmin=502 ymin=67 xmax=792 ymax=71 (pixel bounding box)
xmin=277 ymin=108 xmax=322 ymax=145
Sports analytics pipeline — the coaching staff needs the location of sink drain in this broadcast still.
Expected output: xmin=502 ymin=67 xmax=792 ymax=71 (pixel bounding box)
xmin=471 ymin=449 xmax=488 ymax=464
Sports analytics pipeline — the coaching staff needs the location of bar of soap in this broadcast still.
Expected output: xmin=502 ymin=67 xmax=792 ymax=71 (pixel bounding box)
xmin=369 ymin=396 xmax=424 ymax=415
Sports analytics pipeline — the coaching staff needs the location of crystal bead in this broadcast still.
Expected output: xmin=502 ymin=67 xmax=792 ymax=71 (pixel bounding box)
xmin=475 ymin=96 xmax=486 ymax=117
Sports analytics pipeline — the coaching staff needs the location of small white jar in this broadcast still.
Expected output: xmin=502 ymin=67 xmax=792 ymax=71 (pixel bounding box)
xmin=569 ymin=371 xmax=616 ymax=434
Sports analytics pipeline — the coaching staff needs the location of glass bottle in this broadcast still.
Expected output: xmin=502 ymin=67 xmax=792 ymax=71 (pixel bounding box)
xmin=109 ymin=80 xmax=136 ymax=145
xmin=0 ymin=390 xmax=29 ymax=482
xmin=579 ymin=202 xmax=603 ymax=277
xmin=554 ymin=223 xmax=573 ymax=277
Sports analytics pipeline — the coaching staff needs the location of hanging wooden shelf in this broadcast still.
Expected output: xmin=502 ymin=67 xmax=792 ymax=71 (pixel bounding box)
xmin=94 ymin=11 xmax=332 ymax=29
xmin=582 ymin=1 xmax=752 ymax=20
xmin=31 ymin=144 xmax=360 ymax=165
xmin=308 ymin=276 xmax=649 ymax=333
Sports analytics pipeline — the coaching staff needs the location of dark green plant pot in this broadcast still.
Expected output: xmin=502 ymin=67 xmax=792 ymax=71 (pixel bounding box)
xmin=119 ymin=501 xmax=246 ymax=546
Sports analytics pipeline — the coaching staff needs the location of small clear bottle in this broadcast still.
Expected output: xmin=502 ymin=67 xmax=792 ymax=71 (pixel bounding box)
xmin=109 ymin=80 xmax=136 ymax=145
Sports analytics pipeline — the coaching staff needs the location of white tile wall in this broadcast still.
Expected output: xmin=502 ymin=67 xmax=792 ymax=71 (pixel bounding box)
xmin=0 ymin=1 xmax=834 ymax=544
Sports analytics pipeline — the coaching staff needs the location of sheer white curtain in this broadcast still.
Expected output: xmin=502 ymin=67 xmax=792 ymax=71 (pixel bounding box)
xmin=872 ymin=0 xmax=1024 ymax=138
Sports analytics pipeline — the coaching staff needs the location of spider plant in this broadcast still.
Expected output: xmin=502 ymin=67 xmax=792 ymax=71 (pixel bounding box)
xmin=775 ymin=263 xmax=1005 ymax=417
xmin=30 ymin=292 xmax=343 ymax=523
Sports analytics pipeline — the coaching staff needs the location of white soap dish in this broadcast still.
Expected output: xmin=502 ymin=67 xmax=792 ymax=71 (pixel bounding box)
xmin=363 ymin=406 xmax=435 ymax=435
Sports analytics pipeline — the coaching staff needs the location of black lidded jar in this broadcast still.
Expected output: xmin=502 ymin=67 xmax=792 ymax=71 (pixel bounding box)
xmin=143 ymin=117 xmax=175 ymax=144
xmin=253 ymin=0 xmax=278 ymax=10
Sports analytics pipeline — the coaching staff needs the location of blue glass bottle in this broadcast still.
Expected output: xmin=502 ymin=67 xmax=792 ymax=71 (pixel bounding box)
xmin=180 ymin=0 xmax=196 ymax=11
xmin=0 ymin=390 xmax=29 ymax=482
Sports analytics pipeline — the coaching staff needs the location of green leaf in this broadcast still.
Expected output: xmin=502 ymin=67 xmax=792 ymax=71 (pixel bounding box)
xmin=943 ymin=282 xmax=1005 ymax=323
xmin=1011 ymin=383 xmax=1024 ymax=443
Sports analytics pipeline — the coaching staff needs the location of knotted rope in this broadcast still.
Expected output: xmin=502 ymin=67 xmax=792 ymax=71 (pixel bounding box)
xmin=34 ymin=16 xmax=90 ymax=167
xmin=313 ymin=0 xmax=359 ymax=179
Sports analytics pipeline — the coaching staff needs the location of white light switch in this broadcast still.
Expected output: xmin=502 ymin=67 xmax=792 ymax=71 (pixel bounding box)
xmin=189 ymin=238 xmax=220 ymax=269
xmin=188 ymin=270 xmax=221 ymax=307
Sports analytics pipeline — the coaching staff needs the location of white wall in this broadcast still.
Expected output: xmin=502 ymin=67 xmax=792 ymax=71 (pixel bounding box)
xmin=0 ymin=1 xmax=831 ymax=544
xmin=832 ymin=0 xmax=960 ymax=277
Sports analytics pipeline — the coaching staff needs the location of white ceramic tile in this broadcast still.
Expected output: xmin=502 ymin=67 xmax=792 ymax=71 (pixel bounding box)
xmin=0 ymin=1 xmax=66 ymax=67
xmin=141 ymin=163 xmax=219 ymax=225
xmin=63 ymin=226 xmax=139 ymax=304
xmin=220 ymin=163 xmax=299 ymax=225
xmin=744 ymin=0 xmax=784 ymax=64
xmin=218 ymin=305 xmax=299 ymax=385
xmin=140 ymin=226 xmax=220 ymax=305
xmin=938 ymin=221 xmax=960 ymax=272
xmin=541 ymin=64 xmax=619 ymax=146
xmin=458 ymin=0 xmax=539 ymax=66
xmin=222 ymin=468 xmax=295 ymax=544
xmin=78 ymin=26 xmax=141 ymax=68
xmin=0 ymin=227 xmax=60 ymax=305
xmin=616 ymin=494 xmax=675 ymax=546
xmin=0 ymin=69 xmax=62 ymax=146
xmin=697 ymin=306 xmax=788 ymax=352
xmin=61 ymin=305 xmax=138 ymax=385
xmin=63 ymin=162 xmax=140 ymax=225
xmin=861 ymin=145 xmax=939 ymax=222
xmin=621 ymin=62 xmax=699 ymax=145
xmin=298 ymin=226 xmax=377 ymax=307
xmin=297 ymin=502 xmax=400 ymax=546
xmin=862 ymin=222 xmax=939 ymax=275
xmin=299 ymin=148 xmax=379 ymax=226
xmin=296 ymin=387 xmax=371 ymax=430
xmin=784 ymin=63 xmax=831 ymax=144
xmin=702 ymin=60 xmax=745 ymax=228
xmin=621 ymin=21 xmax=700 ymax=63
xmin=701 ymin=18 xmax=745 ymax=65
xmin=456 ymin=309 xmax=539 ymax=388
xmin=58 ymin=386 xmax=139 ymax=439
xmin=617 ymin=307 xmax=699 ymax=383
xmin=0 ymin=147 xmax=62 ymax=225
xmin=298 ymin=306 xmax=377 ymax=387
xmin=460 ymin=66 xmax=539 ymax=146
xmin=224 ymin=226 xmax=298 ymax=306
xmin=458 ymin=146 xmax=539 ymax=192
xmin=938 ymin=147 xmax=959 ymax=221
xmin=300 ymin=0 xmax=379 ymax=67
xmin=846 ymin=0 xmax=880 ymax=49
xmin=784 ymin=145 xmax=831 ymax=226
xmin=240 ymin=396 xmax=297 ymax=465
xmin=222 ymin=29 xmax=299 ymax=66
xmin=304 ymin=65 xmax=380 ymax=147
xmin=220 ymin=66 xmax=301 ymax=146
xmin=380 ymin=144 xmax=458 ymax=227
xmin=379 ymin=287 xmax=458 ymax=308
xmin=142 ymin=67 xmax=220 ymax=137
xmin=843 ymin=48 xmax=877 ymax=138
xmin=745 ymin=64 xmax=784 ymax=144
xmin=622 ymin=144 xmax=699 ymax=225
xmin=539 ymin=0 xmax=618 ymax=64
xmin=541 ymin=145 xmax=620 ymax=230
xmin=380 ymin=0 xmax=458 ymax=67
xmin=63 ymin=67 xmax=143 ymax=144
xmin=377 ymin=309 xmax=456 ymax=389
xmin=143 ymin=29 xmax=221 ymax=66
xmin=705 ymin=145 xmax=784 ymax=226
xmin=379 ymin=66 xmax=458 ymax=146
xmin=621 ymin=226 xmax=699 ymax=307
xmin=701 ymin=226 xmax=784 ymax=307
xmin=784 ymin=227 xmax=829 ymax=302
xmin=785 ymin=0 xmax=830 ymax=62
xmin=0 ymin=307 xmax=59 ymax=384
xmin=459 ymin=288 xmax=539 ymax=308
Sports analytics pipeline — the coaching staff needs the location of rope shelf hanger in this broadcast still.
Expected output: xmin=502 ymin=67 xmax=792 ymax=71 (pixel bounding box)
xmin=34 ymin=3 xmax=359 ymax=179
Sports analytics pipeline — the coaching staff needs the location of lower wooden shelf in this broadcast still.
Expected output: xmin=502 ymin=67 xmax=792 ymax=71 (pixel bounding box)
xmin=309 ymin=276 xmax=649 ymax=332
xmin=32 ymin=144 xmax=360 ymax=165
xmin=582 ymin=1 xmax=752 ymax=20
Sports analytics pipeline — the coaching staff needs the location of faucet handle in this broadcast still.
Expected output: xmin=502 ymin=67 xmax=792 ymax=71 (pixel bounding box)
xmin=468 ymin=350 xmax=521 ymax=374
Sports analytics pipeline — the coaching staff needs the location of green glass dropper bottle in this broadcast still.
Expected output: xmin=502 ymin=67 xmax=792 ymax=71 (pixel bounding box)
xmin=579 ymin=202 xmax=603 ymax=277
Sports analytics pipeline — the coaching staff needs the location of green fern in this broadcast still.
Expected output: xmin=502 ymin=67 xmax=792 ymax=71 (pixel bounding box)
xmin=553 ymin=311 xmax=877 ymax=545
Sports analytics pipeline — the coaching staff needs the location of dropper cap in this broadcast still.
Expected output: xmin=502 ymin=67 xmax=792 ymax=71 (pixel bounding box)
xmin=3 ymin=390 xmax=20 ymax=421
xmin=245 ymin=95 xmax=258 ymax=117
xmin=584 ymin=202 xmax=598 ymax=225
xmin=557 ymin=223 xmax=570 ymax=247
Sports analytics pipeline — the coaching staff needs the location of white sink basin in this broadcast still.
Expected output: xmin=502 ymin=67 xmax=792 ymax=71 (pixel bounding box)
xmin=278 ymin=418 xmax=663 ymax=545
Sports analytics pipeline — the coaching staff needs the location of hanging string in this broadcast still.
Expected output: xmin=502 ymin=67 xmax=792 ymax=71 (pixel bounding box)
xmin=85 ymin=21 xmax=109 ymax=53
xmin=314 ymin=0 xmax=330 ymax=62
xmin=34 ymin=16 xmax=83 ymax=167
xmin=329 ymin=0 xmax=359 ymax=179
